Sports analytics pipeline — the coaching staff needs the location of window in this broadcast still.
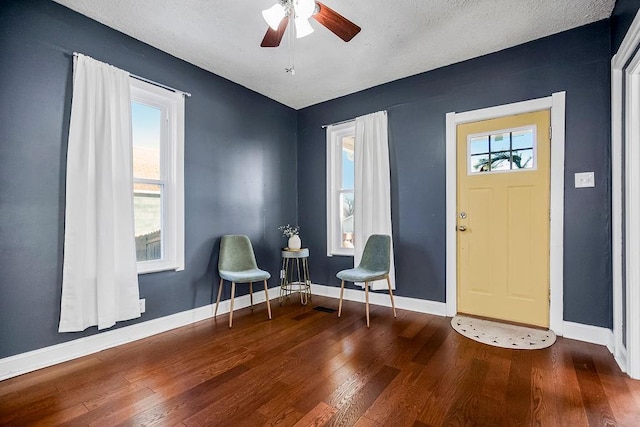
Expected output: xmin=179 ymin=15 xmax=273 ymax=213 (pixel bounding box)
xmin=130 ymin=78 xmax=185 ymax=274
xmin=468 ymin=126 xmax=536 ymax=174
xmin=326 ymin=121 xmax=355 ymax=256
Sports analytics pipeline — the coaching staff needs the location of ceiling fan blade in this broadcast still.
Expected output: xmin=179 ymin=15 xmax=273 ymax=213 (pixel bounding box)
xmin=260 ymin=16 xmax=289 ymax=47
xmin=312 ymin=2 xmax=361 ymax=42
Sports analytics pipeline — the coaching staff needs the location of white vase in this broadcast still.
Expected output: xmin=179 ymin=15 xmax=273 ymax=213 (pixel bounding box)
xmin=288 ymin=235 xmax=301 ymax=250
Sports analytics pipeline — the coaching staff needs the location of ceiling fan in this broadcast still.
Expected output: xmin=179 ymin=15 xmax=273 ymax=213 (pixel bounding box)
xmin=261 ymin=0 xmax=361 ymax=47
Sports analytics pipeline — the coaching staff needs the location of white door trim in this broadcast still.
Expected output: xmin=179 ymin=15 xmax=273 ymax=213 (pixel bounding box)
xmin=445 ymin=92 xmax=566 ymax=335
xmin=624 ymin=57 xmax=640 ymax=378
xmin=611 ymin=10 xmax=640 ymax=380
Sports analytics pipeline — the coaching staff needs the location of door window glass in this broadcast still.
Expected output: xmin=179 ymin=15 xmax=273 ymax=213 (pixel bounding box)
xmin=468 ymin=126 xmax=536 ymax=174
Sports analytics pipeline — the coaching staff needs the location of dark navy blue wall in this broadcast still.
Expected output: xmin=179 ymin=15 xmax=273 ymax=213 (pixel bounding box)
xmin=612 ymin=0 xmax=640 ymax=53
xmin=0 ymin=0 xmax=297 ymax=358
xmin=298 ymin=21 xmax=613 ymax=328
xmin=0 ymin=1 xmax=630 ymax=360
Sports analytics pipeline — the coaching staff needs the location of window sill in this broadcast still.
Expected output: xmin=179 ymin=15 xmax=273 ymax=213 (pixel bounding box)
xmin=137 ymin=262 xmax=184 ymax=275
xmin=328 ymin=249 xmax=355 ymax=257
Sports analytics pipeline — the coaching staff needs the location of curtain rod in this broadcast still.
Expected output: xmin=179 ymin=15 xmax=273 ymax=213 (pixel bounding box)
xmin=321 ymin=118 xmax=354 ymax=129
xmin=73 ymin=53 xmax=192 ymax=97
xmin=321 ymin=110 xmax=387 ymax=129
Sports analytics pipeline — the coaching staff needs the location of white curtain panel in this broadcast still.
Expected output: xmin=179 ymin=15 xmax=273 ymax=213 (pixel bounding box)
xmin=354 ymin=111 xmax=396 ymax=290
xmin=59 ymin=54 xmax=141 ymax=332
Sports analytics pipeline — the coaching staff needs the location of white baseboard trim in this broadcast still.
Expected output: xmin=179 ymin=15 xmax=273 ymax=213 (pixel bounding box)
xmin=615 ymin=343 xmax=628 ymax=374
xmin=562 ymin=321 xmax=615 ymax=352
xmin=0 ymin=290 xmax=272 ymax=381
xmin=310 ymin=283 xmax=448 ymax=317
xmin=1 ymin=285 xmax=620 ymax=381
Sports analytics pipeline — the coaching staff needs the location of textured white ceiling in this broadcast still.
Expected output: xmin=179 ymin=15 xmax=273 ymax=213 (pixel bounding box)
xmin=52 ymin=0 xmax=615 ymax=109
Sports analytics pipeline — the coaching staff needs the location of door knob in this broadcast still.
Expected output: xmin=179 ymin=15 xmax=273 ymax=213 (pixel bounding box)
xmin=458 ymin=225 xmax=467 ymax=232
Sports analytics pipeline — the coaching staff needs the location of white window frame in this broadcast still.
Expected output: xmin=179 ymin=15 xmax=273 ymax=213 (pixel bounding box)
xmin=130 ymin=78 xmax=185 ymax=274
xmin=326 ymin=120 xmax=356 ymax=256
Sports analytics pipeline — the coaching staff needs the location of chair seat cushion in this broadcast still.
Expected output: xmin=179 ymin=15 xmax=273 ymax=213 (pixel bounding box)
xmin=219 ymin=268 xmax=270 ymax=283
xmin=337 ymin=267 xmax=387 ymax=282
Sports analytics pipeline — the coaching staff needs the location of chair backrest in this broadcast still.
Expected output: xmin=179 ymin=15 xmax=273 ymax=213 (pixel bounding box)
xmin=359 ymin=234 xmax=391 ymax=273
xmin=218 ymin=235 xmax=259 ymax=272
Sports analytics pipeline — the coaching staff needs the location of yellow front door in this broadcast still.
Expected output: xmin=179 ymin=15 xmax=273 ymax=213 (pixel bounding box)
xmin=457 ymin=110 xmax=551 ymax=327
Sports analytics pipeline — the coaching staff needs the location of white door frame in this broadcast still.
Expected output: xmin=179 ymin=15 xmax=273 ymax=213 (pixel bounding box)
xmin=612 ymin=10 xmax=640 ymax=380
xmin=445 ymin=92 xmax=566 ymax=335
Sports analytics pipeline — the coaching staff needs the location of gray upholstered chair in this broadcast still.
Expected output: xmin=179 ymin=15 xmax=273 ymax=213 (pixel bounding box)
xmin=337 ymin=234 xmax=397 ymax=327
xmin=215 ymin=235 xmax=272 ymax=327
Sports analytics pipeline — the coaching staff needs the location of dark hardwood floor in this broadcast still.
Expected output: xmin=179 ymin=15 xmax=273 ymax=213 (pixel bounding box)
xmin=1 ymin=295 xmax=640 ymax=426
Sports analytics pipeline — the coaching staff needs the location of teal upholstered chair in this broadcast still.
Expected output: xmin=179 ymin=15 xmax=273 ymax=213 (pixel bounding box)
xmin=215 ymin=235 xmax=272 ymax=328
xmin=337 ymin=234 xmax=397 ymax=327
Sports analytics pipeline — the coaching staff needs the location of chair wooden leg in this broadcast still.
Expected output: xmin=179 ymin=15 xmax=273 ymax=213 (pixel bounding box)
xmin=249 ymin=282 xmax=254 ymax=309
xmin=365 ymin=282 xmax=370 ymax=327
xmin=229 ymin=281 xmax=236 ymax=328
xmin=386 ymin=275 xmax=397 ymax=318
xmin=264 ymin=280 xmax=272 ymax=320
xmin=215 ymin=278 xmax=224 ymax=317
xmin=338 ymin=280 xmax=345 ymax=317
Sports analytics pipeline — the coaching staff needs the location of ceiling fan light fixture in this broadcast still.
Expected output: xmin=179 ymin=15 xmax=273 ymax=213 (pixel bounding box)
xmin=295 ymin=16 xmax=314 ymax=38
xmin=295 ymin=0 xmax=316 ymax=20
xmin=260 ymin=0 xmax=360 ymax=48
xmin=262 ymin=3 xmax=286 ymax=31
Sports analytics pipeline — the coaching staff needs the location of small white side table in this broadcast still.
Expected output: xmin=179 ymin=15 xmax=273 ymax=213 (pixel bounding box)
xmin=280 ymin=248 xmax=312 ymax=305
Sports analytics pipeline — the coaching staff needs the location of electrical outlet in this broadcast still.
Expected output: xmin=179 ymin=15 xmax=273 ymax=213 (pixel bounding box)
xmin=139 ymin=298 xmax=146 ymax=313
xmin=280 ymin=269 xmax=285 ymax=279
xmin=574 ymin=172 xmax=595 ymax=188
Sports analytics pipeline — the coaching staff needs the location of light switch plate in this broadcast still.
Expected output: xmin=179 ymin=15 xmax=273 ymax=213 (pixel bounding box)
xmin=575 ymin=172 xmax=595 ymax=188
